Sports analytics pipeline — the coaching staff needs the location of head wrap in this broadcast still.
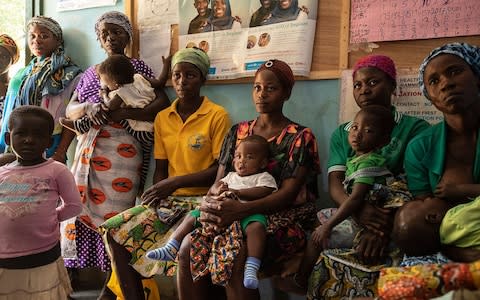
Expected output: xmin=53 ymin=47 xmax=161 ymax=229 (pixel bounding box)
xmin=0 ymin=34 xmax=19 ymax=64
xmin=266 ymin=0 xmax=301 ymax=24
xmin=27 ymin=16 xmax=63 ymax=44
xmin=255 ymin=59 xmax=295 ymax=97
xmin=352 ymin=54 xmax=397 ymax=82
xmin=172 ymin=47 xmax=210 ymax=78
xmin=207 ymin=0 xmax=234 ymax=31
xmin=95 ymin=11 xmax=133 ymax=42
xmin=419 ymin=42 xmax=480 ymax=99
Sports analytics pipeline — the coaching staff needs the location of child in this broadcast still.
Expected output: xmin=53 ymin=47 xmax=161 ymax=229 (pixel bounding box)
xmin=60 ymin=54 xmax=170 ymax=135
xmin=146 ymin=135 xmax=277 ymax=289
xmin=0 ymin=106 xmax=82 ymax=298
xmin=60 ymin=54 xmax=170 ymax=184
xmin=287 ymin=105 xmax=397 ymax=292
xmin=393 ymin=196 xmax=480 ymax=261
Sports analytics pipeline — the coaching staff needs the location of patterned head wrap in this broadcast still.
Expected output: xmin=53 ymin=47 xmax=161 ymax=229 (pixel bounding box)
xmin=255 ymin=59 xmax=295 ymax=97
xmin=95 ymin=11 xmax=133 ymax=42
xmin=353 ymin=54 xmax=397 ymax=82
xmin=0 ymin=34 xmax=19 ymax=64
xmin=419 ymin=42 xmax=480 ymax=99
xmin=172 ymin=47 xmax=210 ymax=78
xmin=27 ymin=16 xmax=63 ymax=44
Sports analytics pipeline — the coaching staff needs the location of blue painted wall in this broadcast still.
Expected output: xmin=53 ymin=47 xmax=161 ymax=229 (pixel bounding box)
xmin=42 ymin=1 xmax=339 ymax=208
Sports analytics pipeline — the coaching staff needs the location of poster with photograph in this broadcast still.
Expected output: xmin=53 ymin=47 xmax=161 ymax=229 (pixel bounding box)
xmin=177 ymin=0 xmax=318 ymax=79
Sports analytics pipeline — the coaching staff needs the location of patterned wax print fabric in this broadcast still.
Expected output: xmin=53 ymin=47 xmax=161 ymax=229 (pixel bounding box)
xmin=218 ymin=119 xmax=320 ymax=266
xmin=190 ymin=192 xmax=244 ymax=286
xmin=100 ymin=197 xmax=201 ymax=278
xmin=307 ymin=207 xmax=404 ymax=299
xmin=377 ymin=260 xmax=480 ymax=300
xmin=62 ymin=58 xmax=154 ymax=271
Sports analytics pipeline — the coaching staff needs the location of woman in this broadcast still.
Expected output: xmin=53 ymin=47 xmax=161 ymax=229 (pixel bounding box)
xmin=60 ymin=11 xmax=170 ymax=298
xmin=263 ymin=0 xmax=308 ymax=25
xmin=0 ymin=34 xmax=19 ymax=122
xmin=176 ymin=59 xmax=320 ymax=300
xmin=307 ymin=55 xmax=430 ymax=298
xmin=204 ymin=0 xmax=242 ymax=32
xmin=0 ymin=17 xmax=82 ymax=163
xmin=101 ymin=47 xmax=231 ymax=299
xmin=401 ymin=42 xmax=480 ymax=266
xmin=364 ymin=44 xmax=480 ymax=300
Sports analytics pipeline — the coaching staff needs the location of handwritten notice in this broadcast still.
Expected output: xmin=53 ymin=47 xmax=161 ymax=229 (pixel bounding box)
xmin=340 ymin=69 xmax=443 ymax=124
xmin=350 ymin=0 xmax=480 ymax=43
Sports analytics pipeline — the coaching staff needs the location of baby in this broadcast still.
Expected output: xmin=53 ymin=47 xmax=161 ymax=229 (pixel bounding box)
xmin=394 ymin=196 xmax=480 ymax=262
xmin=146 ymin=135 xmax=277 ymax=289
xmin=287 ymin=105 xmax=397 ymax=292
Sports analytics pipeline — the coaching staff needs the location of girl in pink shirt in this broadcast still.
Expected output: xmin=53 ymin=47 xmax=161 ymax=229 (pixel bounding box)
xmin=0 ymin=105 xmax=81 ymax=299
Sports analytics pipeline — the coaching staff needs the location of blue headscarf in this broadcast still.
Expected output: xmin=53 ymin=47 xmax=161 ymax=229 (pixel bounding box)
xmin=0 ymin=16 xmax=82 ymax=154
xmin=205 ymin=0 xmax=234 ymax=31
xmin=264 ymin=0 xmax=300 ymax=24
xmin=419 ymin=42 xmax=480 ymax=99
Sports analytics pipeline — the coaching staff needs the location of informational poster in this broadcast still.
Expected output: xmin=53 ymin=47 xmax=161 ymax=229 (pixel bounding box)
xmin=57 ymin=0 xmax=116 ymax=12
xmin=139 ymin=26 xmax=171 ymax=76
xmin=177 ymin=0 xmax=318 ymax=80
xmin=339 ymin=69 xmax=443 ymax=124
xmin=137 ymin=0 xmax=179 ymax=26
xmin=350 ymin=0 xmax=480 ymax=43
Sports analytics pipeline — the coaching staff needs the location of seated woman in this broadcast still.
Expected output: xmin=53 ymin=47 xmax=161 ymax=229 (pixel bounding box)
xmin=175 ymin=59 xmax=320 ymax=300
xmin=359 ymin=42 xmax=480 ymax=300
xmin=101 ymin=47 xmax=231 ymax=299
xmin=401 ymin=42 xmax=480 ymax=266
xmin=308 ymin=55 xmax=429 ymax=299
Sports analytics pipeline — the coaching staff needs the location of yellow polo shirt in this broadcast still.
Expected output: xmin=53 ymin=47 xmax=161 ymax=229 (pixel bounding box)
xmin=154 ymin=96 xmax=231 ymax=196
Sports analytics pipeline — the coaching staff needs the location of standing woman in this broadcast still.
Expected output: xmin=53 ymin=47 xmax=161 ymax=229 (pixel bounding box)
xmin=0 ymin=17 xmax=82 ymax=162
xmin=0 ymin=34 xmax=20 ymax=122
xmin=61 ymin=11 xmax=169 ymax=298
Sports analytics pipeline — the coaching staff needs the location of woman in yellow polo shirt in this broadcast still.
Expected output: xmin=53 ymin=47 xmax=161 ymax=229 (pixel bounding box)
xmin=101 ymin=47 xmax=231 ymax=299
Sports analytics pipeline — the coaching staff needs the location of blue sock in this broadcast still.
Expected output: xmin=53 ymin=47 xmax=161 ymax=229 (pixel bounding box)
xmin=243 ymin=256 xmax=261 ymax=289
xmin=146 ymin=239 xmax=180 ymax=261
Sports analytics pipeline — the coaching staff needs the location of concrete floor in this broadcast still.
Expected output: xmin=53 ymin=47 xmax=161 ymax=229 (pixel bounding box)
xmin=69 ymin=268 xmax=305 ymax=300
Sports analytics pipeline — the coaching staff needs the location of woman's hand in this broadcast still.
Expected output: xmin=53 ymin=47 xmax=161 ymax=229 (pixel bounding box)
xmin=353 ymin=203 xmax=392 ymax=236
xmin=141 ymin=177 xmax=179 ymax=206
xmin=50 ymin=152 xmax=66 ymax=164
xmin=199 ymin=195 xmax=243 ymax=229
xmin=354 ymin=230 xmax=388 ymax=264
xmin=107 ymin=108 xmax=129 ymax=123
xmin=311 ymin=224 xmax=331 ymax=249
xmin=434 ymin=182 xmax=462 ymax=199
xmin=84 ymin=102 xmax=108 ymax=125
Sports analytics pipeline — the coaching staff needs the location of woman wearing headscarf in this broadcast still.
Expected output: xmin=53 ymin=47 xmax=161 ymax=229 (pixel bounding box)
xmin=204 ymin=0 xmax=242 ymax=32
xmin=100 ymin=47 xmax=230 ymax=299
xmin=370 ymin=42 xmax=480 ymax=300
xmin=401 ymin=43 xmax=480 ymax=265
xmin=306 ymin=54 xmax=429 ymax=299
xmin=0 ymin=17 xmax=82 ymax=163
xmin=0 ymin=34 xmax=20 ymax=122
xmin=263 ymin=0 xmax=308 ymax=25
xmin=60 ymin=11 xmax=169 ymax=298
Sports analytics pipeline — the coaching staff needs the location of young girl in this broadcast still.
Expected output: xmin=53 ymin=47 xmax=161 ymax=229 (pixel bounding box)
xmin=0 ymin=105 xmax=82 ymax=299
xmin=146 ymin=135 xmax=277 ymax=289
xmin=287 ymin=105 xmax=397 ymax=293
